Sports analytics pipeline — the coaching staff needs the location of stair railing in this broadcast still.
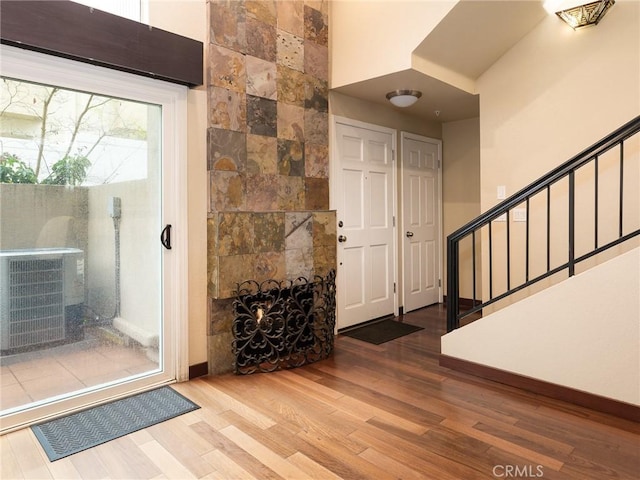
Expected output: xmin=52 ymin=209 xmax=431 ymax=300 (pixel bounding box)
xmin=447 ymin=116 xmax=640 ymax=332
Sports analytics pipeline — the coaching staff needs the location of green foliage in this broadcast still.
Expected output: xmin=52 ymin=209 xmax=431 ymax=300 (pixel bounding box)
xmin=41 ymin=153 xmax=91 ymax=186
xmin=0 ymin=151 xmax=90 ymax=186
xmin=0 ymin=153 xmax=37 ymax=184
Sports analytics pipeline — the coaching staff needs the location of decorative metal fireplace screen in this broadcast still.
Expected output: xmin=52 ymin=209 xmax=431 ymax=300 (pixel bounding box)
xmin=232 ymin=270 xmax=336 ymax=374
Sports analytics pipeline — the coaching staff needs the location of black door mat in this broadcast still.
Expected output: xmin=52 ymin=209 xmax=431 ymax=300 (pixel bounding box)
xmin=32 ymin=386 xmax=199 ymax=462
xmin=341 ymin=318 xmax=423 ymax=345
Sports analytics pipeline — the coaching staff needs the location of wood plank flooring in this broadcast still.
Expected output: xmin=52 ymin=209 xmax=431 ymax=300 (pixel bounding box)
xmin=2 ymin=304 xmax=638 ymax=479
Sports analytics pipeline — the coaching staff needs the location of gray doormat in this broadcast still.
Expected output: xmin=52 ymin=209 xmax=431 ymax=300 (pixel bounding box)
xmin=341 ymin=318 xmax=423 ymax=344
xmin=32 ymin=386 xmax=199 ymax=461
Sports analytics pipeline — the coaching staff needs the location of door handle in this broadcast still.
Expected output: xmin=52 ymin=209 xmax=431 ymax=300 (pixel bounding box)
xmin=161 ymin=224 xmax=172 ymax=250
xmin=406 ymin=231 xmax=414 ymax=238
xmin=338 ymin=235 xmax=347 ymax=243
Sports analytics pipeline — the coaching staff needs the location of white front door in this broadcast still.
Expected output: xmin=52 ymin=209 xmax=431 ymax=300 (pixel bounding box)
xmin=401 ymin=133 xmax=442 ymax=313
xmin=333 ymin=118 xmax=396 ymax=329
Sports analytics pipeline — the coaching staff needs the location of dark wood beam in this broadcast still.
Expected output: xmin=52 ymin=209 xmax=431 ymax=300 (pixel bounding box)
xmin=0 ymin=0 xmax=203 ymax=87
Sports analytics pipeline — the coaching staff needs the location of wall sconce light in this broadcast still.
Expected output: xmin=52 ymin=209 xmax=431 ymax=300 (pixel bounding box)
xmin=386 ymin=90 xmax=422 ymax=108
xmin=555 ymin=0 xmax=614 ymax=29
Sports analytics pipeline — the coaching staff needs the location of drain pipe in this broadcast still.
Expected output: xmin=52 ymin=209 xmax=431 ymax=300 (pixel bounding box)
xmin=108 ymin=196 xmax=121 ymax=318
xmin=83 ymin=196 xmax=122 ymax=325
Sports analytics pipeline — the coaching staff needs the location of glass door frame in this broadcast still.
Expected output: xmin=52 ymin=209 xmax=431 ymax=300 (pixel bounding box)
xmin=0 ymin=45 xmax=189 ymax=434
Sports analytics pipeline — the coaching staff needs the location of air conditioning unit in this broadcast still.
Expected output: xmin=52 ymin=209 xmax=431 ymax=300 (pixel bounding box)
xmin=0 ymin=248 xmax=85 ymax=353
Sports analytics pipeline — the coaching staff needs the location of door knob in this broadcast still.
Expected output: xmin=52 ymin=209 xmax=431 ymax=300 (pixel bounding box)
xmin=338 ymin=235 xmax=347 ymax=243
xmin=406 ymin=231 xmax=414 ymax=238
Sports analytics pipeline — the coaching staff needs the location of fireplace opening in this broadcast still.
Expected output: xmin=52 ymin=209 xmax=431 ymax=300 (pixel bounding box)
xmin=232 ymin=270 xmax=335 ymax=374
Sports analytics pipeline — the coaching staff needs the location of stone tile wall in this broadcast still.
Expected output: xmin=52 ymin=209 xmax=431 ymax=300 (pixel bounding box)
xmin=206 ymin=0 xmax=335 ymax=374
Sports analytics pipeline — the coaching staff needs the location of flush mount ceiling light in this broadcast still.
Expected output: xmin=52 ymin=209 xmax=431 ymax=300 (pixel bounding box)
xmin=555 ymin=0 xmax=615 ymax=29
xmin=386 ymin=90 xmax=422 ymax=108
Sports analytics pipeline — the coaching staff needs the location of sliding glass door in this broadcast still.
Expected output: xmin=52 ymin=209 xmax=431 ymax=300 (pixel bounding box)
xmin=0 ymin=45 xmax=186 ymax=433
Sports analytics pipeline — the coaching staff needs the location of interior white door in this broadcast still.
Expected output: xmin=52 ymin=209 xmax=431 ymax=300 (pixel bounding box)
xmin=402 ymin=133 xmax=441 ymax=313
xmin=334 ymin=120 xmax=395 ymax=329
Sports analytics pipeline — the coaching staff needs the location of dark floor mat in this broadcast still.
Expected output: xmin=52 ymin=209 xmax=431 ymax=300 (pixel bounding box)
xmin=32 ymin=386 xmax=199 ymax=461
xmin=341 ymin=318 xmax=423 ymax=345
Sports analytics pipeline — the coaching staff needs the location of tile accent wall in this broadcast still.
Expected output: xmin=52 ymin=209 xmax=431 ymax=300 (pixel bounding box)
xmin=206 ymin=0 xmax=335 ymax=374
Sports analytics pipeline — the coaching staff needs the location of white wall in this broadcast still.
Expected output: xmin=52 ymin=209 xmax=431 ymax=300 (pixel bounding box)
xmin=442 ymin=247 xmax=640 ymax=405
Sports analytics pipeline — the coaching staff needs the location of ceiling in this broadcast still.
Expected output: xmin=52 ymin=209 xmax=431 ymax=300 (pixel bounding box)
xmin=333 ymin=69 xmax=480 ymax=124
xmin=331 ymin=1 xmax=548 ymax=124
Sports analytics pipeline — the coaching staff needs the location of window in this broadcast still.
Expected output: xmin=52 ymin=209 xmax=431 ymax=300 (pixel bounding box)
xmin=71 ymin=0 xmax=148 ymax=23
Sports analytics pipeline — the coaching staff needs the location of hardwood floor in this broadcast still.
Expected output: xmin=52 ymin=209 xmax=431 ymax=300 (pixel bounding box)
xmin=2 ymin=304 xmax=638 ymax=479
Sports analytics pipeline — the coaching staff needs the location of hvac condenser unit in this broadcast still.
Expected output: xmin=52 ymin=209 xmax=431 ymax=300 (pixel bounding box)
xmin=0 ymin=248 xmax=85 ymax=352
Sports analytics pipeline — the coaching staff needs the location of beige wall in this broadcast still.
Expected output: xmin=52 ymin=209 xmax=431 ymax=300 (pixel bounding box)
xmin=87 ymin=105 xmax=163 ymax=348
xmin=477 ymin=2 xmax=640 ymax=308
xmin=148 ymin=0 xmax=208 ymax=367
xmin=87 ymin=180 xmax=160 ymax=345
xmin=442 ymin=117 xmax=481 ymax=299
xmin=330 ymin=0 xmax=456 ymax=88
xmin=330 ymin=91 xmax=441 ymax=139
xmin=442 ymin=247 xmax=640 ymax=405
xmin=0 ymin=185 xmax=88 ymax=251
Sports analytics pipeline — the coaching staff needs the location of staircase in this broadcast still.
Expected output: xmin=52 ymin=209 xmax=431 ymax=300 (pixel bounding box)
xmin=441 ymin=117 xmax=640 ymax=418
xmin=446 ymin=116 xmax=640 ymax=332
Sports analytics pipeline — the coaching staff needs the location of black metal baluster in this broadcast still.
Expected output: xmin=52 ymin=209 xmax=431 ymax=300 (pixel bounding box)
xmin=472 ymin=230 xmax=476 ymax=307
xmin=594 ymin=156 xmax=599 ymax=249
xmin=547 ymin=185 xmax=551 ymax=272
xmin=569 ymin=171 xmax=575 ymax=277
xmin=506 ymin=210 xmax=511 ymax=292
xmin=619 ymin=140 xmax=624 ymax=238
xmin=489 ymin=222 xmax=493 ymax=300
xmin=525 ymin=198 xmax=530 ymax=282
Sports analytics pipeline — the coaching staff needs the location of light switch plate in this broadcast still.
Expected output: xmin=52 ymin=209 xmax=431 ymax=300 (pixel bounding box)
xmin=513 ymin=208 xmax=527 ymax=222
